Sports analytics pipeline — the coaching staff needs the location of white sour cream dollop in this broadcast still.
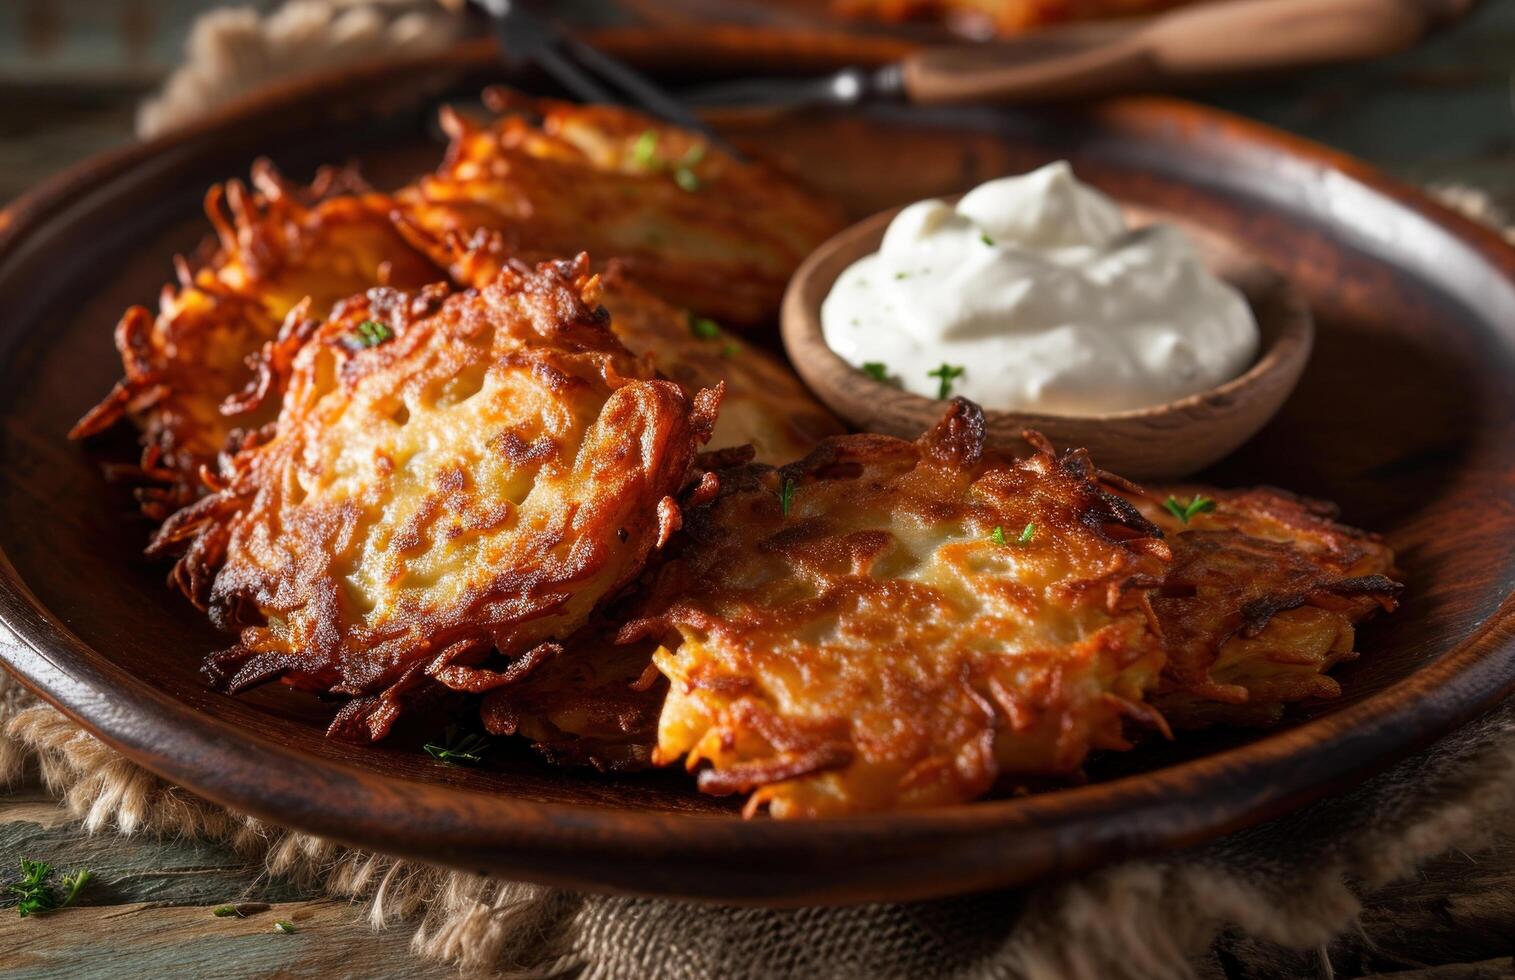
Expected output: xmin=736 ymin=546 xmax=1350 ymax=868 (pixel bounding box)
xmin=819 ymin=161 xmax=1259 ymax=415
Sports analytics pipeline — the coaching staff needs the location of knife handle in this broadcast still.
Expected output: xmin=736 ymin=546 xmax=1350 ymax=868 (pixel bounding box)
xmin=900 ymin=0 xmax=1476 ymax=105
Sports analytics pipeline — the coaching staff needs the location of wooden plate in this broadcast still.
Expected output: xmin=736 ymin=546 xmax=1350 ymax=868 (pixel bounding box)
xmin=2 ymin=39 xmax=1514 ymax=905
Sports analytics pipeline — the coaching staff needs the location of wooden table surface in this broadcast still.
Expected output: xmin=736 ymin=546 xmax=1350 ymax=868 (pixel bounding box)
xmin=2 ymin=3 xmax=1514 ymax=978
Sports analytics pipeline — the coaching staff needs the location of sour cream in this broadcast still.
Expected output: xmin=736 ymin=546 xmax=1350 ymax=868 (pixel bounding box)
xmin=819 ymin=162 xmax=1259 ymax=415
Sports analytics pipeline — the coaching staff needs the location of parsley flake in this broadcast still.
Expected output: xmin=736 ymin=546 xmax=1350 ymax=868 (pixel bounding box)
xmin=926 ymin=363 xmax=965 ymax=399
xmin=423 ymin=725 xmax=489 ymax=766
xmin=10 ymin=859 xmax=91 ymax=918
xmin=212 ymin=904 xmax=242 ymax=918
xmin=894 ymin=271 xmax=910 ymax=280
xmin=673 ymin=166 xmax=700 ymax=192
xmin=354 ymin=319 xmax=392 ymax=348
xmin=681 ymin=143 xmax=707 ymax=167
xmin=274 ymin=920 xmax=297 ymax=934
xmin=688 ymin=314 xmax=721 ymax=340
xmin=1164 ymin=495 xmax=1217 ymax=523
xmin=990 ymin=523 xmax=1036 ymax=546
xmin=778 ymin=478 xmax=797 ymax=517
xmin=981 ymin=232 xmax=995 ymax=246
xmin=720 ymin=343 xmax=740 ymax=358
xmin=861 ymin=361 xmax=890 ymax=382
xmin=632 ymin=129 xmax=660 ymax=169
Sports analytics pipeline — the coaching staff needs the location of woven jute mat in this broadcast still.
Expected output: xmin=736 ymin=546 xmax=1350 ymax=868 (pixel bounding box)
xmin=5 ymin=4 xmax=1515 ymax=977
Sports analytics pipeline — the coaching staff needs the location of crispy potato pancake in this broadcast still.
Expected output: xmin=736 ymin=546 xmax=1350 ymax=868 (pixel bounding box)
xmin=597 ymin=269 xmax=845 ymax=464
xmin=71 ymin=162 xmax=441 ymax=516
xmin=619 ymin=404 xmax=1172 ymax=816
xmin=393 ymin=89 xmax=847 ymax=328
xmin=436 ymin=241 xmax=843 ymax=464
xmin=148 ymin=257 xmax=716 ymax=741
xmin=489 ymin=460 xmax=1406 ymax=779
xmin=1125 ymin=485 xmax=1401 ymax=727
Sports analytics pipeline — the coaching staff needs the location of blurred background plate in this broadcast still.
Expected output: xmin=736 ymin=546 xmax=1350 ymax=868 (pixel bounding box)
xmin=1 ymin=1 xmax=1509 ymax=201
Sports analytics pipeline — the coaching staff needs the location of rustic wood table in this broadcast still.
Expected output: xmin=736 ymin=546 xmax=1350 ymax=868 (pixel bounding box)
xmin=2 ymin=3 xmax=1514 ymax=978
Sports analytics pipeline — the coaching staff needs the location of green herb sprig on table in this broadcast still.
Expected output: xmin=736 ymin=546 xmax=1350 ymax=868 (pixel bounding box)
xmin=10 ymin=859 xmax=91 ymax=917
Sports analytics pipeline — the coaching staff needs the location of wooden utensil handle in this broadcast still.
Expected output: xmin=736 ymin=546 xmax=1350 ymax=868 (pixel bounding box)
xmin=902 ymin=0 xmax=1476 ymax=104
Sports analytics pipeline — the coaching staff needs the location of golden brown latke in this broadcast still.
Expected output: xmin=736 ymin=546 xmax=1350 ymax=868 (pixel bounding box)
xmin=71 ymin=162 xmax=441 ymax=517
xmin=429 ymin=239 xmax=843 ymax=464
xmin=514 ymin=473 xmax=1405 ymax=773
xmin=1123 ymin=485 xmax=1402 ymax=728
xmin=148 ymin=257 xmax=717 ymax=741
xmin=597 ymin=268 xmax=845 ymax=464
xmin=393 ymin=89 xmax=847 ymax=328
xmin=619 ymin=403 xmax=1173 ymax=817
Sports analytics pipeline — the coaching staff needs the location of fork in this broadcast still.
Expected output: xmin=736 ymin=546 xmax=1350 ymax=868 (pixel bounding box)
xmin=470 ymin=0 xmax=740 ymax=157
xmin=682 ymin=0 xmax=1475 ymax=109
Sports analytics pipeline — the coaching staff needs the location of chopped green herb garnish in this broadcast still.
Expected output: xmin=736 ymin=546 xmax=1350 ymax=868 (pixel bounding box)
xmin=778 ymin=478 xmax=797 ymax=517
xmin=632 ymin=129 xmax=659 ymax=169
xmin=423 ymin=725 xmax=489 ymax=765
xmin=212 ymin=904 xmax=241 ymax=918
xmin=981 ymin=232 xmax=995 ymax=246
xmin=1163 ymin=495 xmax=1217 ymax=523
xmin=989 ymin=523 xmax=1035 ymax=546
xmin=926 ymin=363 xmax=965 ymax=400
xmin=861 ymin=361 xmax=889 ymax=382
xmin=673 ymin=166 xmax=700 ymax=192
xmin=10 ymin=859 xmax=91 ymax=917
xmin=688 ymin=313 xmax=721 ymax=340
xmin=274 ymin=920 xmax=296 ymax=934
xmin=681 ymin=143 xmax=707 ymax=167
xmin=894 ymin=271 xmax=909 ymax=280
xmin=720 ymin=343 xmax=740 ymax=358
xmin=354 ymin=319 xmax=392 ymax=348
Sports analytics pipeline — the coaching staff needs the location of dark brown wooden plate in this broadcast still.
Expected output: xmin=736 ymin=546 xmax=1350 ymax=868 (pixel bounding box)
xmin=2 ymin=38 xmax=1514 ymax=905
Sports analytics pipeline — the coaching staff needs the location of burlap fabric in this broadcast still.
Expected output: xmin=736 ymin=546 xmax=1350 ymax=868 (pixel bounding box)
xmin=4 ymin=4 xmax=1513 ymax=977
xmin=7 ymin=668 xmax=1515 ymax=978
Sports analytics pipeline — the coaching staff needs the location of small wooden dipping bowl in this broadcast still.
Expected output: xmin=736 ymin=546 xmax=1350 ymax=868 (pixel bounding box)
xmin=781 ymin=201 xmax=1314 ymax=480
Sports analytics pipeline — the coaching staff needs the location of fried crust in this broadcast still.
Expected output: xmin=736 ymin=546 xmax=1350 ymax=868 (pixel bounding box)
xmin=621 ymin=403 xmax=1172 ymax=817
xmin=393 ymin=89 xmax=846 ymax=328
xmin=1125 ymin=484 xmax=1402 ymax=727
xmin=71 ymin=162 xmax=441 ymax=517
xmin=478 ymin=622 xmax=666 ymax=772
xmin=149 ymin=257 xmax=716 ymax=741
xmin=422 ymin=240 xmax=844 ymax=464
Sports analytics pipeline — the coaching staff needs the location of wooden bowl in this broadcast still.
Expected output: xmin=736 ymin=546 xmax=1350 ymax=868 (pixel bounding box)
xmin=781 ymin=202 xmax=1314 ymax=478
xmin=2 ymin=36 xmax=1515 ymax=905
